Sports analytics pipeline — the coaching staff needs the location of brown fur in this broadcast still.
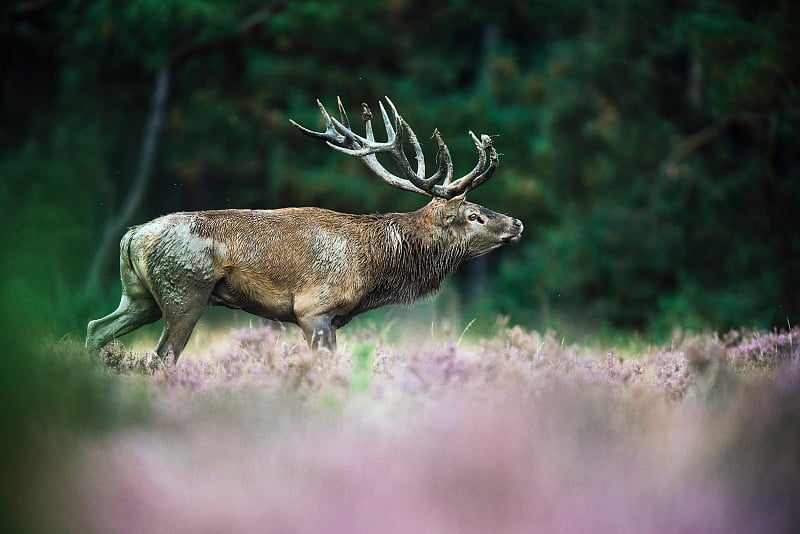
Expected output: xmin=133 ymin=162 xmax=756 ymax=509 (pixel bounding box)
xmin=86 ymin=196 xmax=522 ymax=360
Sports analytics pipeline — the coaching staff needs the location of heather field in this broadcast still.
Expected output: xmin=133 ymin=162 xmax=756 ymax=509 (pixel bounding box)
xmin=13 ymin=322 xmax=799 ymax=533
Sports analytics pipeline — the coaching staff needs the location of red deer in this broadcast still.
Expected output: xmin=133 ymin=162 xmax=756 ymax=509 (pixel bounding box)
xmin=86 ymin=98 xmax=523 ymax=360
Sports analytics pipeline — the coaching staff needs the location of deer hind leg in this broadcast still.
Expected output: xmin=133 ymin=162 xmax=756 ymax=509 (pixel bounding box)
xmin=87 ymin=245 xmax=163 ymax=353
xmin=152 ymin=280 xmax=216 ymax=363
xmin=86 ymin=292 xmax=161 ymax=353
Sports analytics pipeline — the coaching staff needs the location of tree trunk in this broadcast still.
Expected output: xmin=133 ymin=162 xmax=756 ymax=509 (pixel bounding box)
xmin=84 ymin=64 xmax=171 ymax=294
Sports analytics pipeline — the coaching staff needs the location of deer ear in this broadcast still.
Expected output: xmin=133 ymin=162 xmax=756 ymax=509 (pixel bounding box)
xmin=435 ymin=194 xmax=466 ymax=226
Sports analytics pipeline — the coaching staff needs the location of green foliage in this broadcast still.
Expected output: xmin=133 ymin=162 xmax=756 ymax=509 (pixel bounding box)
xmin=683 ymin=0 xmax=799 ymax=114
xmin=0 ymin=123 xmax=116 ymax=333
xmin=1 ymin=0 xmax=797 ymax=342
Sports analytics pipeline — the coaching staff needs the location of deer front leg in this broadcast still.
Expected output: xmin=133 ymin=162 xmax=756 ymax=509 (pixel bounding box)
xmin=297 ymin=314 xmax=337 ymax=354
xmin=293 ymin=290 xmax=339 ymax=354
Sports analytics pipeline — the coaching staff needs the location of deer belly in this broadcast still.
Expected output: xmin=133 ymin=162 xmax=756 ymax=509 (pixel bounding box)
xmin=209 ymin=272 xmax=296 ymax=323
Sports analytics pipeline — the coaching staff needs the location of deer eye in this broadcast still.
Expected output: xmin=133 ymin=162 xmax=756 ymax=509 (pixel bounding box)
xmin=468 ymin=213 xmax=478 ymax=221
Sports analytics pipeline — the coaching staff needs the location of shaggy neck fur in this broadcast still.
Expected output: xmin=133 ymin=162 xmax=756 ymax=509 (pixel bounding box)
xmin=356 ymin=208 xmax=468 ymax=313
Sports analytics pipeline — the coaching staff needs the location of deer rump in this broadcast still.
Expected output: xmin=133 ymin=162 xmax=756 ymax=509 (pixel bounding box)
xmin=87 ymin=97 xmax=523 ymax=361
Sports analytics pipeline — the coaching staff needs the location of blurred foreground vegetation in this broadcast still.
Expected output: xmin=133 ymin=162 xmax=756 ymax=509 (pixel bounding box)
xmin=1 ymin=323 xmax=798 ymax=531
xmin=1 ymin=0 xmax=798 ymax=343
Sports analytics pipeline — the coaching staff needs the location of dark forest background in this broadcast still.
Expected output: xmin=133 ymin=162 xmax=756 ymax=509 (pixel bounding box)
xmin=1 ymin=0 xmax=798 ymax=342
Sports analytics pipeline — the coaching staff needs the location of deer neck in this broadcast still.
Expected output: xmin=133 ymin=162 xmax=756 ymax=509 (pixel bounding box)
xmin=366 ymin=211 xmax=467 ymax=306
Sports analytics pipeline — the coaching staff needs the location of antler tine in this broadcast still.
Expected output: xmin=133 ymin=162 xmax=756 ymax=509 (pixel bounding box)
xmin=292 ymin=98 xmax=428 ymax=195
xmin=435 ymin=132 xmax=498 ymax=197
xmin=445 ymin=131 xmax=489 ymax=188
xmin=360 ymin=102 xmax=379 ymax=154
xmin=465 ymin=134 xmax=500 ymax=190
xmin=373 ymin=98 xmax=433 ymax=192
xmin=378 ymin=101 xmax=395 ymax=140
xmin=289 ymin=99 xmax=348 ymax=146
xmin=326 ymin=98 xmax=427 ymax=197
xmin=322 ymin=97 xmax=403 ymax=157
xmin=427 ymin=129 xmax=454 ymax=187
xmin=337 ymin=96 xmax=351 ymax=130
xmin=356 ymin=99 xmax=432 ymax=196
xmin=467 ymin=133 xmax=499 ymax=189
xmin=383 ymin=97 xmax=427 ymax=182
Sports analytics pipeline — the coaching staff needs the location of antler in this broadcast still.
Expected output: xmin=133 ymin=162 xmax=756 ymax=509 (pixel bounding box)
xmin=290 ymin=97 xmax=498 ymax=199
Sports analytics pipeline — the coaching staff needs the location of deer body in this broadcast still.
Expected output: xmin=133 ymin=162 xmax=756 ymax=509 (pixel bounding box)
xmin=87 ymin=97 xmax=522 ymax=360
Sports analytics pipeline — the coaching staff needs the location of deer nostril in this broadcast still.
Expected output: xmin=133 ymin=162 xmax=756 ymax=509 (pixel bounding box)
xmin=513 ymin=218 xmax=523 ymax=228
